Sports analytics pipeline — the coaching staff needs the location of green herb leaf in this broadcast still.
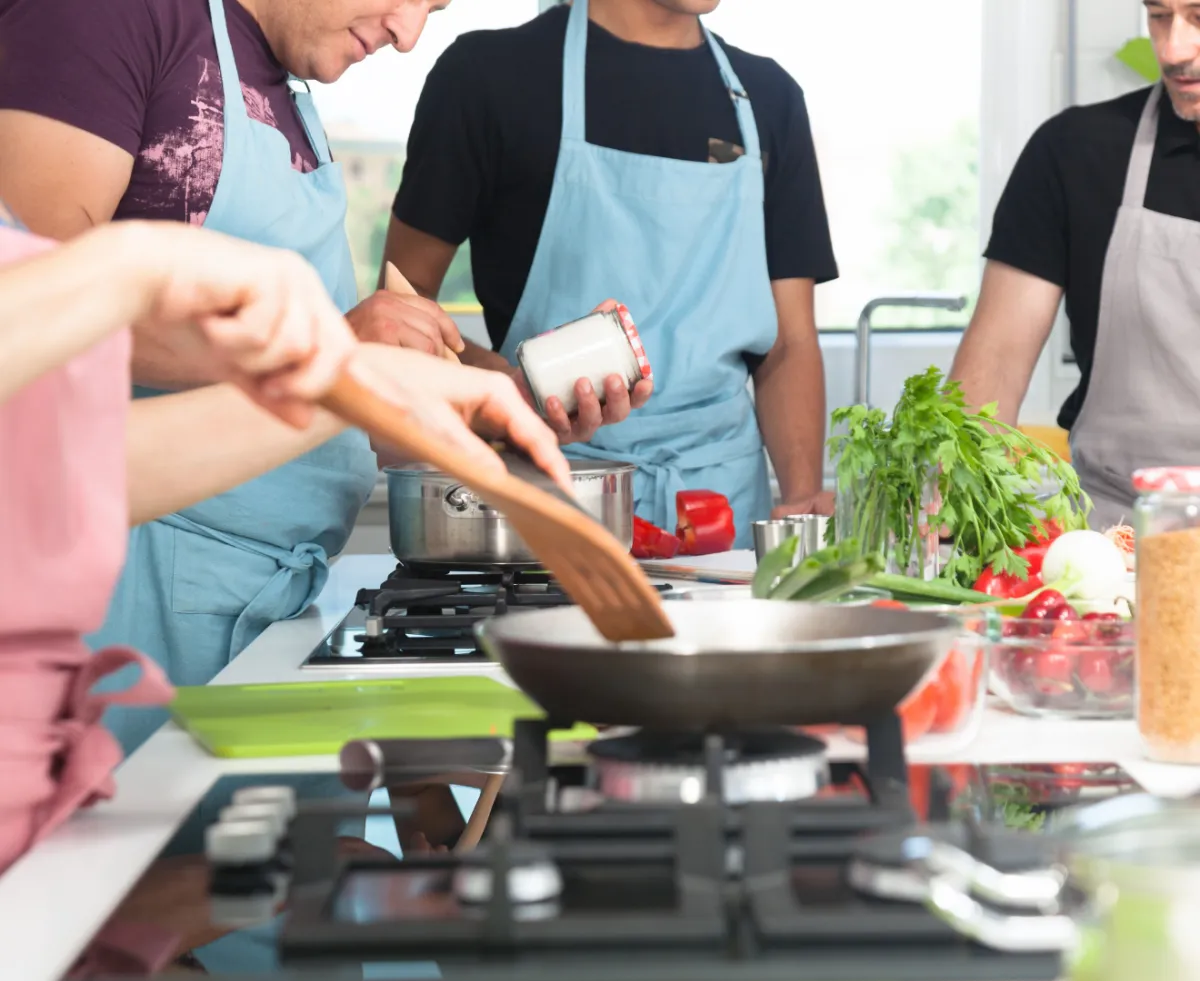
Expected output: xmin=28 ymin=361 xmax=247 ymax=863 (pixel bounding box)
xmin=827 ymin=367 xmax=1092 ymax=588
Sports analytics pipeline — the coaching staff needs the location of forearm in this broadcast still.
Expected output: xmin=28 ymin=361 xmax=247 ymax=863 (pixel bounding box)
xmin=0 ymin=223 xmax=151 ymax=400
xmin=126 ymin=385 xmax=351 ymax=526
xmin=949 ymin=261 xmax=1063 ymax=425
xmin=129 ymin=333 xmax=226 ymax=391
xmin=754 ymin=334 xmax=826 ymax=502
xmin=949 ymin=330 xmax=1028 ymax=426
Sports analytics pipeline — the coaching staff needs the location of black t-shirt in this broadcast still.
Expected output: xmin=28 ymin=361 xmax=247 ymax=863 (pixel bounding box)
xmin=393 ymin=5 xmax=838 ymax=352
xmin=986 ymin=85 xmax=1200 ymax=431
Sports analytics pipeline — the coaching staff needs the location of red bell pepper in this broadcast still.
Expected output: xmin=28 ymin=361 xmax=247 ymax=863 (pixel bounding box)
xmin=631 ymin=516 xmax=681 ymax=560
xmin=675 ymin=490 xmax=735 ymax=556
xmin=1028 ymin=518 xmax=1065 ymax=546
xmin=973 ymin=566 xmax=1042 ymax=599
xmin=1014 ymin=543 xmax=1049 ymax=579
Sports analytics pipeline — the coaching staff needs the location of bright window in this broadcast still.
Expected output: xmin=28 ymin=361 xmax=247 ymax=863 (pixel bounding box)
xmin=312 ymin=0 xmax=982 ymax=330
xmin=311 ymin=0 xmax=541 ymax=306
xmin=705 ymin=1 xmax=983 ymax=330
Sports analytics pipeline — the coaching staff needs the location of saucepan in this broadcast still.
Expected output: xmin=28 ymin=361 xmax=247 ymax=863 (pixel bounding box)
xmin=475 ymin=600 xmax=959 ymax=729
xmin=386 ymin=455 xmax=635 ymax=567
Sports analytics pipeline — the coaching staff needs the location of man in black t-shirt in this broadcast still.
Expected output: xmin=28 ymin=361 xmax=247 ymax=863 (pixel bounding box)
xmin=386 ymin=0 xmax=838 ymax=527
xmin=950 ymin=0 xmax=1200 ymax=527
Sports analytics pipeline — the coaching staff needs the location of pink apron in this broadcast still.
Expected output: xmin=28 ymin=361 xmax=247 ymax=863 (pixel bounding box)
xmin=0 ymin=222 xmax=174 ymax=878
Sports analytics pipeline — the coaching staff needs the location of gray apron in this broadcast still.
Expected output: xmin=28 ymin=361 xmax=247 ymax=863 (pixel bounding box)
xmin=1070 ymin=83 xmax=1200 ymax=530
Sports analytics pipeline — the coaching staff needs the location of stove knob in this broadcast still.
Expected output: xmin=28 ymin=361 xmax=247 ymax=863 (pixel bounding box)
xmin=453 ymin=852 xmax=563 ymax=905
xmin=219 ymin=802 xmax=287 ymax=841
xmin=232 ymin=785 xmax=297 ymax=821
xmin=206 ymin=818 xmax=276 ymax=866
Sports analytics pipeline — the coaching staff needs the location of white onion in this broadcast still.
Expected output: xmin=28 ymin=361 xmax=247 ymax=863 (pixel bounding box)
xmin=1041 ymin=530 xmax=1130 ymax=608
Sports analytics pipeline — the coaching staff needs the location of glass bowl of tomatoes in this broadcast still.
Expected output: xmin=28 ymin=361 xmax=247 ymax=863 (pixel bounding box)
xmin=982 ymin=593 xmax=1134 ymax=719
xmin=895 ymin=611 xmax=990 ymax=750
xmin=823 ymin=601 xmax=989 ymax=752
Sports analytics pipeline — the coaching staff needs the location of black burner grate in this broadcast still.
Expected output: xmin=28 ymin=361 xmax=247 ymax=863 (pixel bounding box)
xmin=305 ymin=564 xmax=669 ymax=667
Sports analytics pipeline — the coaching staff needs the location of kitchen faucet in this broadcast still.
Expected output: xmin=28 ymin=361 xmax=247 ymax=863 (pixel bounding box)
xmin=854 ymin=293 xmax=967 ymax=407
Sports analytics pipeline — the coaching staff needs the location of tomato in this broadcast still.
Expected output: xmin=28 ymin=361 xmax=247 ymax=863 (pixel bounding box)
xmin=1033 ymin=648 xmax=1076 ymax=695
xmin=931 ymin=650 xmax=973 ymax=732
xmin=899 ymin=681 xmax=940 ymax=742
xmin=1005 ymin=648 xmax=1039 ymax=690
xmin=1077 ymin=649 xmax=1116 ymax=695
xmin=870 ymin=599 xmax=909 ymax=610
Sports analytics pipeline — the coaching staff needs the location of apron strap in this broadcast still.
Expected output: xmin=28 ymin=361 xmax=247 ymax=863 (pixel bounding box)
xmin=561 ymin=0 xmax=590 ymax=142
xmin=288 ymin=77 xmax=335 ymax=166
xmin=207 ymin=0 xmax=249 ymax=129
xmin=1123 ymin=83 xmax=1161 ymax=209
xmin=561 ymin=0 xmax=761 ymax=159
xmin=702 ymin=28 xmax=761 ymax=160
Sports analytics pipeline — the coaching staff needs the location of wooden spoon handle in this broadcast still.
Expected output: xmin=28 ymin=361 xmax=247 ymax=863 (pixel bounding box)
xmin=320 ymin=372 xmax=462 ymax=476
xmin=384 ymin=260 xmax=460 ymax=364
xmin=453 ymin=772 xmax=505 ymax=853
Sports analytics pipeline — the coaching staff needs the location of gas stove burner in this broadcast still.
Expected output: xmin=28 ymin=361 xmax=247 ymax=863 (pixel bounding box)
xmin=847 ymin=823 xmax=1060 ymax=906
xmin=587 ymin=729 xmax=829 ymax=805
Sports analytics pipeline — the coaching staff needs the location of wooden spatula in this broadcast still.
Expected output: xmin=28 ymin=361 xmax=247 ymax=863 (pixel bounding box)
xmin=320 ymin=373 xmax=675 ymax=642
xmin=383 ymin=261 xmax=461 ymax=365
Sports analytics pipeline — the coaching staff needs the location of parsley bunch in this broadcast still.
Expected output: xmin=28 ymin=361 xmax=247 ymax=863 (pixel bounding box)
xmin=828 ymin=367 xmax=1091 ymax=588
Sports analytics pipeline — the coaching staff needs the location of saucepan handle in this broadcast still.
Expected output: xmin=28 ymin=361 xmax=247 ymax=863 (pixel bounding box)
xmin=339 ymin=738 xmax=511 ymax=793
xmin=907 ymin=840 xmax=1079 ymax=954
xmin=923 ymin=873 xmax=1078 ymax=953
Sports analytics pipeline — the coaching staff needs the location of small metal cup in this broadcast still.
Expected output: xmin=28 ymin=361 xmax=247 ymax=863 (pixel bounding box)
xmin=752 ymin=515 xmax=830 ymax=565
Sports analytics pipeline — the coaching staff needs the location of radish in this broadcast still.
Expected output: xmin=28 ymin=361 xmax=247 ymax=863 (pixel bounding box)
xmin=1041 ymin=530 xmax=1131 ymax=613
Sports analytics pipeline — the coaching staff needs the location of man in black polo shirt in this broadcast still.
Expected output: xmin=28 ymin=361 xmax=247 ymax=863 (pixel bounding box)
xmin=952 ymin=0 xmax=1200 ymax=528
xmin=384 ymin=0 xmax=838 ymax=537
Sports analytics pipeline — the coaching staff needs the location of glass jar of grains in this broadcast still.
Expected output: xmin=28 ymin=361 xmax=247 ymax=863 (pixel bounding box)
xmin=1134 ymin=467 xmax=1200 ymax=763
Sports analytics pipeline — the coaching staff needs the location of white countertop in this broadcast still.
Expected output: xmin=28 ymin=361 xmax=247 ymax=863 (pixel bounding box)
xmin=1 ymin=552 xmax=1196 ymax=981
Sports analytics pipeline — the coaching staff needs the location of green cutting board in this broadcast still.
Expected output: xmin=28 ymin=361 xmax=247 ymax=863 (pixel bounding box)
xmin=169 ymin=676 xmax=596 ymax=758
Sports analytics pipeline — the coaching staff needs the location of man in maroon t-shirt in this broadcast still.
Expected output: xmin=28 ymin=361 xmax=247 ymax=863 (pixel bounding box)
xmin=0 ymin=0 xmax=468 ymax=366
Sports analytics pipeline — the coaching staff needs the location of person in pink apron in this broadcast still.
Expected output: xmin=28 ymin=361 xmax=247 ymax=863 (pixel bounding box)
xmin=0 ymin=203 xmax=569 ymax=884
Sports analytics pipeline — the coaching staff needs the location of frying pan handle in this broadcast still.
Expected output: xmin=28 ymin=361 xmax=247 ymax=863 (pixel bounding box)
xmin=339 ymin=738 xmax=511 ymax=793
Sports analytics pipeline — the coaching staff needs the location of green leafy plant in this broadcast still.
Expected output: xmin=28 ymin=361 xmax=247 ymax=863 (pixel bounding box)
xmin=828 ymin=367 xmax=1091 ymax=588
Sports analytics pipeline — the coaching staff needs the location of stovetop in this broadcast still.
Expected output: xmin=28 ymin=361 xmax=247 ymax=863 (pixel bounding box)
xmin=82 ymin=718 xmax=1140 ymax=980
xmin=303 ymin=563 xmax=671 ymax=670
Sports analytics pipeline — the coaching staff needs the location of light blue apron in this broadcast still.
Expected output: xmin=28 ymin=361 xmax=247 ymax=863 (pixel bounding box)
xmin=87 ymin=0 xmax=378 ymax=757
xmin=96 ymin=1 xmax=381 ymax=973
xmin=499 ymin=0 xmax=778 ymax=549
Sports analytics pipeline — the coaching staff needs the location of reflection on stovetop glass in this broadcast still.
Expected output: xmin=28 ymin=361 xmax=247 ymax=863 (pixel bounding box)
xmin=82 ymin=717 xmax=1144 ymax=980
xmin=303 ymin=563 xmax=671 ymax=669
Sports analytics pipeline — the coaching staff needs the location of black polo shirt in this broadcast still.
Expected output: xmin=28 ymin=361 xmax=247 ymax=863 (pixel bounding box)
xmin=986 ymin=85 xmax=1200 ymax=431
xmin=392 ymin=5 xmax=838 ymax=354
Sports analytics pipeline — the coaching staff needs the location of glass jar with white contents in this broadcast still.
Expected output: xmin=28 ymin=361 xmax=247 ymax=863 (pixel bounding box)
xmin=516 ymin=304 xmax=652 ymax=417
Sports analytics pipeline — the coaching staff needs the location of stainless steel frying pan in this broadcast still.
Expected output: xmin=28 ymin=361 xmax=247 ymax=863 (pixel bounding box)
xmin=475 ymin=600 xmax=959 ymax=730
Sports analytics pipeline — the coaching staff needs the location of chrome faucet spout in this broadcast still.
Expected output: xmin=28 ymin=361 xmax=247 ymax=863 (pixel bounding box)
xmin=854 ymin=293 xmax=967 ymax=407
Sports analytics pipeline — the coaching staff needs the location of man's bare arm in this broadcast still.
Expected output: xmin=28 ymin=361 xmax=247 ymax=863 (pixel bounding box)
xmin=754 ymin=279 xmax=826 ymax=513
xmin=0 ymin=110 xmax=227 ymax=389
xmin=382 ymin=216 xmax=508 ymax=371
xmin=949 ymin=260 xmax=1064 ymax=424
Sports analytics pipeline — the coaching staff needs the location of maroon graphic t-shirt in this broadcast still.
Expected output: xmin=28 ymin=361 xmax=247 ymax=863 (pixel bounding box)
xmin=0 ymin=0 xmax=319 ymax=226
